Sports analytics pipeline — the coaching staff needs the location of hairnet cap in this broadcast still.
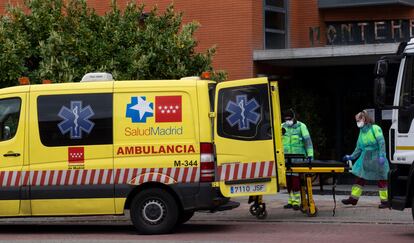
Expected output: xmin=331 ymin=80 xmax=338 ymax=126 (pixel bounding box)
xmin=283 ymin=109 xmax=295 ymax=119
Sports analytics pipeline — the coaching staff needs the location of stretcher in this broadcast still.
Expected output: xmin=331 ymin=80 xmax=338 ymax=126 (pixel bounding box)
xmin=248 ymin=155 xmax=350 ymax=219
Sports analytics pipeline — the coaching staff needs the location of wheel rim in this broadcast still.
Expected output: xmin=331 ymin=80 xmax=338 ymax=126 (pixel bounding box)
xmin=141 ymin=199 xmax=166 ymax=225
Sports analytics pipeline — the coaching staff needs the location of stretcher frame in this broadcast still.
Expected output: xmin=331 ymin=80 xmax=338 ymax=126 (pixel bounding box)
xmin=248 ymin=155 xmax=348 ymax=218
xmin=288 ymin=165 xmax=346 ymax=217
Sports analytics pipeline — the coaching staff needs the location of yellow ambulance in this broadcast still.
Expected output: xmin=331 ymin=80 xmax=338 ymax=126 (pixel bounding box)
xmin=0 ymin=73 xmax=285 ymax=234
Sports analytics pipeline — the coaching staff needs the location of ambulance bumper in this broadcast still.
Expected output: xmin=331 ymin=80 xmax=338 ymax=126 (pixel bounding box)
xmin=172 ymin=182 xmax=236 ymax=211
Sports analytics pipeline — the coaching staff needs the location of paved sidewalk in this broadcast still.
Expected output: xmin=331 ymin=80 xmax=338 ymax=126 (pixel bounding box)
xmin=194 ymin=192 xmax=413 ymax=225
xmin=312 ymin=184 xmax=384 ymax=196
xmin=0 ymin=186 xmax=412 ymax=226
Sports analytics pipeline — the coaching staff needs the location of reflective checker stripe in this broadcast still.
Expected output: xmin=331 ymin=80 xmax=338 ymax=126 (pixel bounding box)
xmin=0 ymin=167 xmax=200 ymax=187
xmin=217 ymin=161 xmax=275 ymax=181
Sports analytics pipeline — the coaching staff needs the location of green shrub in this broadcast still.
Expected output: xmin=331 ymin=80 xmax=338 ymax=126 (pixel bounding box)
xmin=0 ymin=0 xmax=226 ymax=87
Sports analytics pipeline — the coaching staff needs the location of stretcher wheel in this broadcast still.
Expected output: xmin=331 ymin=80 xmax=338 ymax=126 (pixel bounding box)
xmin=256 ymin=208 xmax=267 ymax=219
xmin=250 ymin=204 xmax=267 ymax=219
xmin=249 ymin=204 xmax=259 ymax=216
xmin=306 ymin=207 xmax=318 ymax=217
xmin=300 ymin=206 xmax=306 ymax=213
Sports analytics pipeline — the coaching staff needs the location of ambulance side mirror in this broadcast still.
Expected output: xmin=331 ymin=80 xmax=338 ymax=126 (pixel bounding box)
xmin=374 ymin=77 xmax=386 ymax=107
xmin=374 ymin=59 xmax=388 ymax=77
xmin=373 ymin=59 xmax=388 ymax=107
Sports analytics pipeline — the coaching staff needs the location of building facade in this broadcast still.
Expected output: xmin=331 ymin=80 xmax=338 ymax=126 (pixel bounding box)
xmin=2 ymin=0 xmax=412 ymax=158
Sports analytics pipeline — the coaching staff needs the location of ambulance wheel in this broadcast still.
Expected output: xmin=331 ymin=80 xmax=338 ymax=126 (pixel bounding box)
xmin=306 ymin=207 xmax=318 ymax=217
xmin=130 ymin=188 xmax=178 ymax=234
xmin=177 ymin=211 xmax=194 ymax=225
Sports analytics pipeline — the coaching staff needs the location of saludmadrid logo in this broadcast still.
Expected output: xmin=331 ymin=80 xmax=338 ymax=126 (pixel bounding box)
xmin=125 ymin=126 xmax=184 ymax=136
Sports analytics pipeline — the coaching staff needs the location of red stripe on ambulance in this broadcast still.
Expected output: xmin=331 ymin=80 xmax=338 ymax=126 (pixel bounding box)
xmin=23 ymin=171 xmax=30 ymax=186
xmin=15 ymin=171 xmax=21 ymax=187
xmin=6 ymin=171 xmax=13 ymax=187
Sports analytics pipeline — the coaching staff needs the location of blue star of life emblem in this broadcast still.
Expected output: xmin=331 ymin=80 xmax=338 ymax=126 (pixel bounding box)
xmin=58 ymin=101 xmax=95 ymax=139
xmin=126 ymin=96 xmax=154 ymax=123
xmin=225 ymin=95 xmax=260 ymax=130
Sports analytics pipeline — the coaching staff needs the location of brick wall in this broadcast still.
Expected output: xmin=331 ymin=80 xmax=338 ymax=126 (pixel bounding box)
xmin=0 ymin=0 xmax=262 ymax=80
xmin=289 ymin=0 xmax=324 ymax=48
xmin=4 ymin=1 xmax=413 ymax=78
xmin=288 ymin=1 xmax=414 ymax=48
xmin=110 ymin=0 xmax=264 ymax=80
xmin=322 ymin=5 xmax=414 ymax=21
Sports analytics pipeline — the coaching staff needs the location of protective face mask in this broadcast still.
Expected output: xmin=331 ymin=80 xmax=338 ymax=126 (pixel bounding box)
xmin=356 ymin=121 xmax=364 ymax=128
xmin=286 ymin=120 xmax=294 ymax=126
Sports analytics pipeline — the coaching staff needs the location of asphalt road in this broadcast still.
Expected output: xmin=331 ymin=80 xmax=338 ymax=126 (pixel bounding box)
xmin=0 ymin=221 xmax=412 ymax=243
xmin=0 ymin=193 xmax=413 ymax=242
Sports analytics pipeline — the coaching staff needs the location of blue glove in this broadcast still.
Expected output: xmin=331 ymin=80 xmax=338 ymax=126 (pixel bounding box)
xmin=378 ymin=157 xmax=386 ymax=165
xmin=342 ymin=155 xmax=352 ymax=162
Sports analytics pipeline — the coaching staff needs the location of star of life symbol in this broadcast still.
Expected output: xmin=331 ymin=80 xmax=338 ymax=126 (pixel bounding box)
xmin=58 ymin=101 xmax=95 ymax=139
xmin=225 ymin=95 xmax=260 ymax=130
xmin=126 ymin=96 xmax=154 ymax=123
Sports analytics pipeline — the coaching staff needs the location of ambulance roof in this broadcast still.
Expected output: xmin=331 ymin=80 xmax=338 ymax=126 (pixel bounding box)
xmin=0 ymin=79 xmax=211 ymax=94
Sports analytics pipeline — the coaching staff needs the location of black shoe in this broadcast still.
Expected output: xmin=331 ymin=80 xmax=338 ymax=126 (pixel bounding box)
xmin=283 ymin=204 xmax=292 ymax=209
xmin=379 ymin=202 xmax=389 ymax=209
xmin=341 ymin=198 xmax=357 ymax=206
xmin=292 ymin=205 xmax=300 ymax=211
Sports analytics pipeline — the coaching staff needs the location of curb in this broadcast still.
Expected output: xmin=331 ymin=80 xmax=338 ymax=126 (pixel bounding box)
xmin=312 ymin=190 xmax=379 ymax=196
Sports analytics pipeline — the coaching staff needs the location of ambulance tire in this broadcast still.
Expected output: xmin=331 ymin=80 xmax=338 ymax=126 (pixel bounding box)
xmin=130 ymin=188 xmax=178 ymax=235
xmin=177 ymin=211 xmax=194 ymax=225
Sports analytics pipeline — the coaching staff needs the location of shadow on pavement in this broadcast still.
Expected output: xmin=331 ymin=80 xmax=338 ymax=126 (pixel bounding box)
xmin=175 ymin=223 xmax=236 ymax=234
xmin=0 ymin=224 xmax=137 ymax=235
xmin=398 ymin=232 xmax=414 ymax=238
xmin=0 ymin=223 xmax=236 ymax=235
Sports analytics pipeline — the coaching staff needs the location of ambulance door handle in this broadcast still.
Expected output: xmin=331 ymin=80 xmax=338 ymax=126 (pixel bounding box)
xmin=3 ymin=152 xmax=20 ymax=157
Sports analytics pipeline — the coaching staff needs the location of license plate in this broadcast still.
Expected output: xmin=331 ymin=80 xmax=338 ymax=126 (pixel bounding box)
xmin=230 ymin=184 xmax=266 ymax=194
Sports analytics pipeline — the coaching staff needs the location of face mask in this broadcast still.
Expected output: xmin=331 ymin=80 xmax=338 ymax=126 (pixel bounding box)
xmin=356 ymin=121 xmax=364 ymax=128
xmin=286 ymin=120 xmax=294 ymax=126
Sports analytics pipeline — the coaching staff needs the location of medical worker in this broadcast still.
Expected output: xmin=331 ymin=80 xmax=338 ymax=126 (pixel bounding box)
xmin=282 ymin=109 xmax=314 ymax=210
xmin=342 ymin=110 xmax=390 ymax=208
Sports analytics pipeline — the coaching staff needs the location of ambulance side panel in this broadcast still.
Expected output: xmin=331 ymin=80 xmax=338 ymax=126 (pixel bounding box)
xmin=28 ymin=83 xmax=115 ymax=216
xmin=113 ymin=80 xmax=201 ymax=213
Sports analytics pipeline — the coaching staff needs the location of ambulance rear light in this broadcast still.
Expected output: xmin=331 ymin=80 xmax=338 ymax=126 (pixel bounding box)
xmin=81 ymin=72 xmax=114 ymax=82
xmin=200 ymin=143 xmax=215 ymax=182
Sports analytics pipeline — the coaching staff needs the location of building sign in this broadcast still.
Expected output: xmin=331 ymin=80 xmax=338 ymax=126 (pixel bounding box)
xmin=310 ymin=19 xmax=414 ymax=45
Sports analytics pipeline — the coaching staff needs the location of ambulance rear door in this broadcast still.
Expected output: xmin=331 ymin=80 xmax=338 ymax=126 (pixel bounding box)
xmin=214 ymin=77 xmax=278 ymax=197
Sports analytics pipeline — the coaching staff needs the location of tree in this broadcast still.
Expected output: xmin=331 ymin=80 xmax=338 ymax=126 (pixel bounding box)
xmin=0 ymin=0 xmax=226 ymax=87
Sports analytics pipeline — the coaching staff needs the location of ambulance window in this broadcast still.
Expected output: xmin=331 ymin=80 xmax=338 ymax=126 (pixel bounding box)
xmin=37 ymin=93 xmax=113 ymax=146
xmin=0 ymin=98 xmax=21 ymax=141
xmin=217 ymin=84 xmax=272 ymax=141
